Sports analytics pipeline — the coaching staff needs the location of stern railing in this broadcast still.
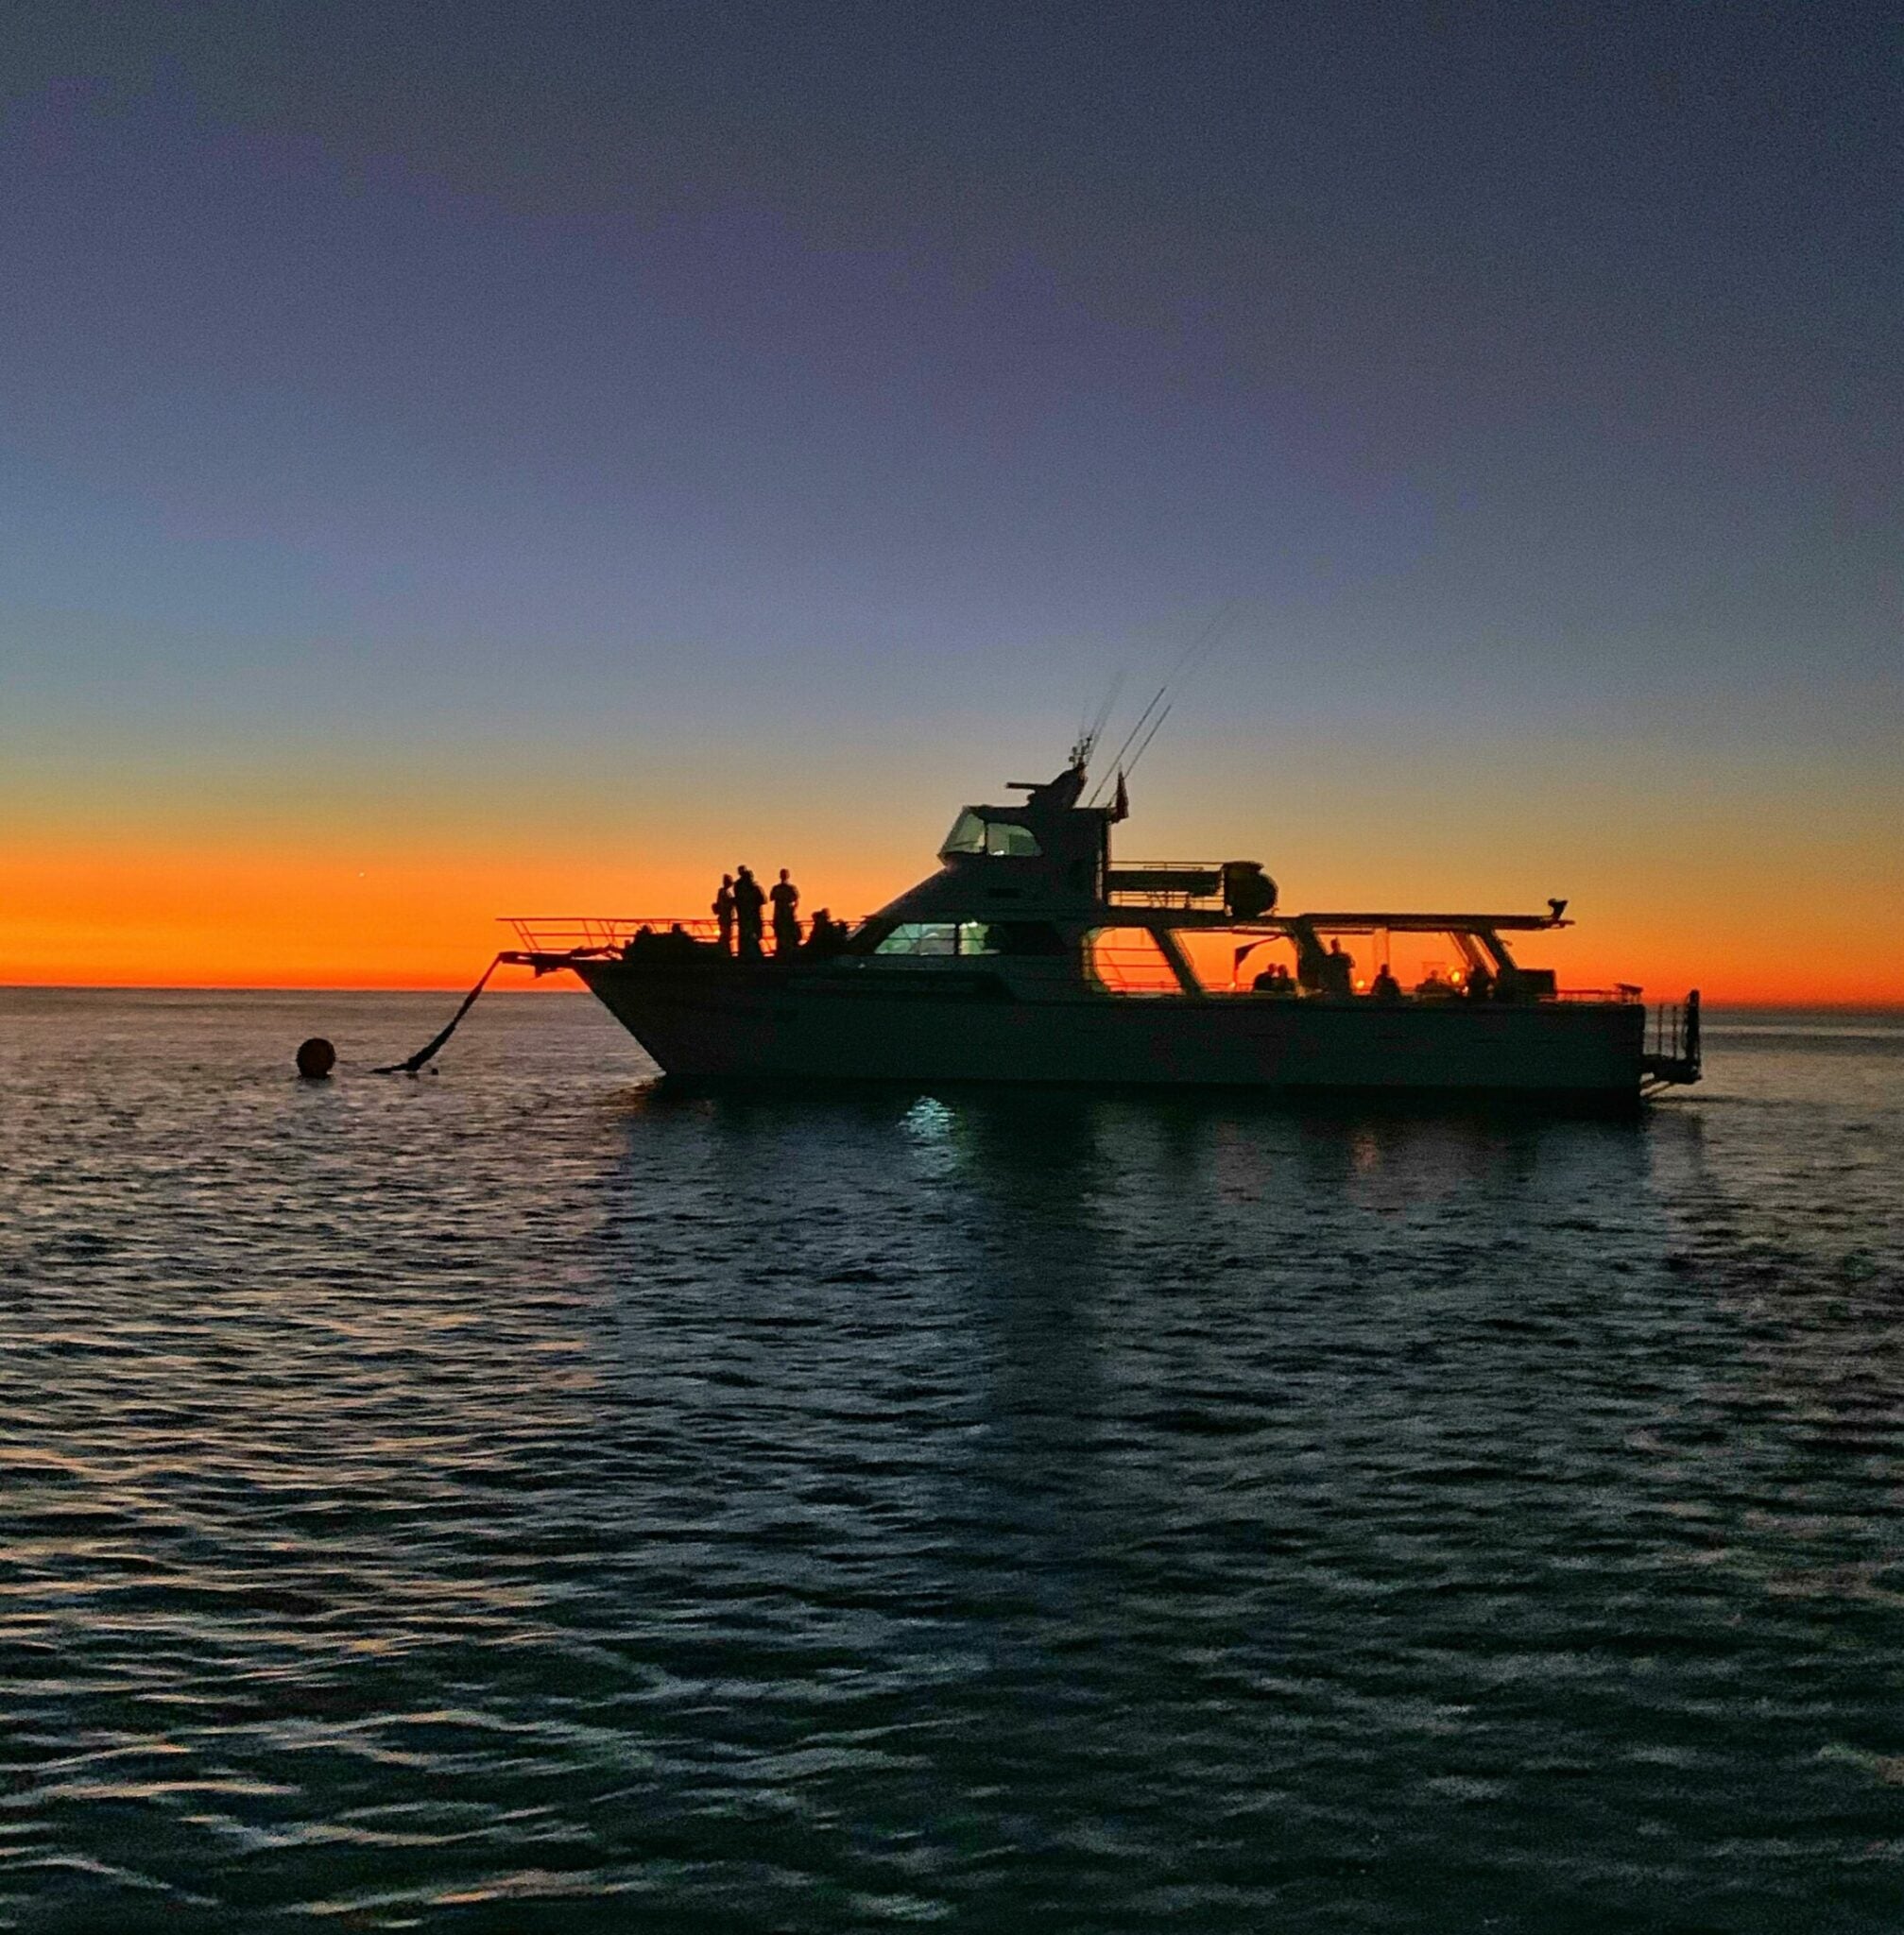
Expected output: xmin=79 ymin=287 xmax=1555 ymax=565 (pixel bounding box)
xmin=1640 ymin=990 xmax=1703 ymax=1088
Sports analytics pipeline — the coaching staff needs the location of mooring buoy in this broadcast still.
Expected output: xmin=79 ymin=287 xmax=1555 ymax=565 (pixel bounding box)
xmin=296 ymin=1037 xmax=336 ymax=1078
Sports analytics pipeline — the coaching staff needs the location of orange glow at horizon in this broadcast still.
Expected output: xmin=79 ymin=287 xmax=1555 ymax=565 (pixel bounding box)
xmin=4 ymin=826 xmax=1900 ymax=1006
xmin=0 ymin=831 xmax=921 ymax=992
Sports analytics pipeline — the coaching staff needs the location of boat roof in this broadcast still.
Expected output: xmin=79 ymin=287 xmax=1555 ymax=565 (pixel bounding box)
xmin=1281 ymin=911 xmax=1570 ymax=933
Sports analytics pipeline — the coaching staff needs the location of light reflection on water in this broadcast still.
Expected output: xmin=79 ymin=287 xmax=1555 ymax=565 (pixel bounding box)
xmin=0 ymin=991 xmax=1899 ymax=1931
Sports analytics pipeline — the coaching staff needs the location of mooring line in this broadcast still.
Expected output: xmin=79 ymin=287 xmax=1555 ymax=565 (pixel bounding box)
xmin=373 ymin=953 xmax=504 ymax=1074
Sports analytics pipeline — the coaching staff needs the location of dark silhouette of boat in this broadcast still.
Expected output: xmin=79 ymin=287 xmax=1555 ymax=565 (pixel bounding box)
xmin=506 ymin=756 xmax=1700 ymax=1100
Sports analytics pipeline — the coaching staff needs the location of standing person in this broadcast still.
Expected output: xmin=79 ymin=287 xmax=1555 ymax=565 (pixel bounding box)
xmin=1321 ymin=937 xmax=1355 ymax=997
xmin=712 ymin=873 xmax=736 ymax=954
xmin=770 ymin=868 xmax=801 ymax=957
xmin=733 ymin=865 xmax=766 ymax=960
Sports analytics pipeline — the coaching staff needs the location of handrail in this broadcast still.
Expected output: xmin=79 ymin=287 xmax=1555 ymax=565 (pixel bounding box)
xmin=504 ymin=915 xmax=863 ymax=954
xmin=1106 ymin=861 xmax=1228 ymax=909
xmin=1109 ymin=860 xmax=1230 ymax=873
xmin=1638 ymin=991 xmax=1702 ymax=1086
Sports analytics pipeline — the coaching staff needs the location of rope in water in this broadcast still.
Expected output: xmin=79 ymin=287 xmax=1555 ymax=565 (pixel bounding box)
xmin=373 ymin=954 xmax=504 ymax=1074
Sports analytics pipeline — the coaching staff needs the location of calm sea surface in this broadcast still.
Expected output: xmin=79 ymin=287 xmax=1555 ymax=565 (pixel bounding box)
xmin=2 ymin=990 xmax=1900 ymax=1933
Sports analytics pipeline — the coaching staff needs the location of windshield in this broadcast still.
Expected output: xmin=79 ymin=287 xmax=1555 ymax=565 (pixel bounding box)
xmin=940 ymin=812 xmax=1042 ymax=859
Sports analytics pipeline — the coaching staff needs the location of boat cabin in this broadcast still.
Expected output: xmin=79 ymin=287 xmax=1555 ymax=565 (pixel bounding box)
xmin=840 ymin=761 xmax=1586 ymax=1005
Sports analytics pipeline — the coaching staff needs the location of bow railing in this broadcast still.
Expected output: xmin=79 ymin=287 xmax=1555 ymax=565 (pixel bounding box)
xmin=505 ymin=915 xmax=862 ymax=955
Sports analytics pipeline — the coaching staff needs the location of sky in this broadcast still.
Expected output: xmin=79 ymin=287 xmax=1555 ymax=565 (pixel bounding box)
xmin=2 ymin=0 xmax=1898 ymax=1000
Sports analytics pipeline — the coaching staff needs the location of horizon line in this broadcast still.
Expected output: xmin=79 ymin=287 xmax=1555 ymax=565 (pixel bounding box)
xmin=4 ymin=982 xmax=1902 ymax=1013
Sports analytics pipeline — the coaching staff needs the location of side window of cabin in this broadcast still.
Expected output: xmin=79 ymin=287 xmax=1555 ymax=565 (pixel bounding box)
xmin=1087 ymin=928 xmax=1185 ymax=995
xmin=874 ymin=923 xmax=959 ymax=957
xmin=963 ymin=921 xmax=1065 ymax=957
xmin=985 ymin=823 xmax=1042 ymax=858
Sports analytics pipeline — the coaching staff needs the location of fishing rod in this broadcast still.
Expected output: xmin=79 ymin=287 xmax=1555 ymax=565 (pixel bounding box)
xmin=1088 ymin=600 xmax=1240 ymax=803
xmin=1124 ymin=699 xmax=1175 ymax=779
xmin=1089 ymin=681 xmax=1170 ymax=801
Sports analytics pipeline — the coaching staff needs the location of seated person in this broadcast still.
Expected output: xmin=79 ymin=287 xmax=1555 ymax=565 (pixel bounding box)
xmin=802 ymin=909 xmax=848 ymax=956
xmin=1370 ymin=964 xmax=1403 ymax=1002
xmin=1251 ymin=961 xmax=1295 ymax=994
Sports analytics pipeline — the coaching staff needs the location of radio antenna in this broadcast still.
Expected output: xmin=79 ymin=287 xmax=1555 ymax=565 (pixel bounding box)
xmin=1072 ymin=667 xmax=1128 ymax=771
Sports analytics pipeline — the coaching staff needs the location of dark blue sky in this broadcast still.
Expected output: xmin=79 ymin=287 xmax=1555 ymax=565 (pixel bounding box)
xmin=3 ymin=0 xmax=1898 ymax=969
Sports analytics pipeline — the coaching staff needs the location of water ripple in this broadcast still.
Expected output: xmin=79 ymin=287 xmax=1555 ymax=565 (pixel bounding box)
xmin=1 ymin=992 xmax=1899 ymax=1930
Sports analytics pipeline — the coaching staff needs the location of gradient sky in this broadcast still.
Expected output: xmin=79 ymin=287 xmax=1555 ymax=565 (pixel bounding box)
xmin=3 ymin=1 xmax=1898 ymax=998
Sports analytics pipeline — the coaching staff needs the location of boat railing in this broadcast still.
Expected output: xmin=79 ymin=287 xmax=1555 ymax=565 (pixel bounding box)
xmin=1641 ymin=991 xmax=1703 ymax=1088
xmin=1106 ymin=862 xmax=1229 ymax=909
xmin=504 ymin=916 xmax=864 ymax=955
xmin=1553 ymin=985 xmax=1645 ymax=1004
xmin=506 ymin=916 xmax=648 ymax=954
xmin=1086 ymin=930 xmax=1191 ymax=995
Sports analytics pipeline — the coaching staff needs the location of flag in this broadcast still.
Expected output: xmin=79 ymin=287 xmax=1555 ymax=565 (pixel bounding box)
xmin=1111 ymin=771 xmax=1129 ymax=821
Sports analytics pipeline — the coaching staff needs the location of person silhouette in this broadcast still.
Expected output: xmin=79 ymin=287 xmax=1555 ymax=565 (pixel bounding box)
xmin=733 ymin=865 xmax=765 ymax=960
xmin=1321 ymin=937 xmax=1355 ymax=997
xmin=770 ymin=868 xmax=801 ymax=957
xmin=712 ymin=873 xmax=736 ymax=953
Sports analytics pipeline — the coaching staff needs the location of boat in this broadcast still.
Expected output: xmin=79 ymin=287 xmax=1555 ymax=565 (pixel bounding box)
xmin=503 ymin=753 xmax=1700 ymax=1101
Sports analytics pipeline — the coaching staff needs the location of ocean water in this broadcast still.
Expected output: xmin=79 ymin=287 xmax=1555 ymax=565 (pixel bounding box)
xmin=1 ymin=989 xmax=1900 ymax=1934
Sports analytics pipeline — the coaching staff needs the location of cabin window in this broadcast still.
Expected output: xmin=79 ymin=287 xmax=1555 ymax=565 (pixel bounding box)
xmin=941 ymin=813 xmax=1042 ymax=859
xmin=1221 ymin=933 xmax=1299 ymax=993
xmin=959 ymin=921 xmax=1066 ymax=957
xmin=875 ymin=923 xmax=958 ymax=957
xmin=1086 ymin=928 xmax=1186 ymax=995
